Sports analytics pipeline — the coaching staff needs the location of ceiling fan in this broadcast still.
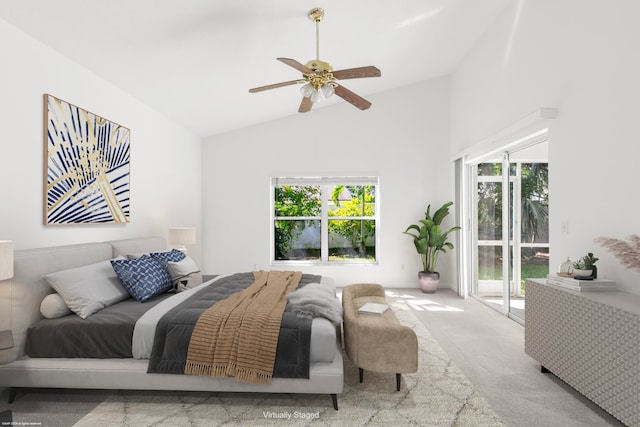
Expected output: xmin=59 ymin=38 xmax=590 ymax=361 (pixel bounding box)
xmin=249 ymin=8 xmax=381 ymax=113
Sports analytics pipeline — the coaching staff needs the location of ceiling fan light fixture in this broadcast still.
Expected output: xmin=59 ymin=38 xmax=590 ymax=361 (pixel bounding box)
xmin=321 ymin=83 xmax=335 ymax=99
xmin=300 ymin=83 xmax=314 ymax=98
xmin=310 ymin=89 xmax=324 ymax=103
xmin=301 ymin=82 xmax=334 ymax=103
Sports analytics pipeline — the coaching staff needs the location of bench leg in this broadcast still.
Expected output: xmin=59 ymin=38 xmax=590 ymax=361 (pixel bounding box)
xmin=330 ymin=394 xmax=338 ymax=410
xmin=359 ymin=367 xmax=364 ymax=383
xmin=396 ymin=373 xmax=401 ymax=391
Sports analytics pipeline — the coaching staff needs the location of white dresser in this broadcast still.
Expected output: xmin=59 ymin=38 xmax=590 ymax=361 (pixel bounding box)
xmin=525 ymin=279 xmax=640 ymax=427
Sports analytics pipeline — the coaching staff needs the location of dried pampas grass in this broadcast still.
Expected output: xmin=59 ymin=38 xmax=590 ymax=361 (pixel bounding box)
xmin=595 ymin=234 xmax=640 ymax=272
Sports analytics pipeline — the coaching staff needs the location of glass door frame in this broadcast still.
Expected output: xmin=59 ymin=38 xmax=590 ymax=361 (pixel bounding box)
xmin=459 ymin=128 xmax=550 ymax=323
xmin=467 ymin=155 xmax=513 ymax=316
xmin=500 ymin=152 xmax=512 ymax=316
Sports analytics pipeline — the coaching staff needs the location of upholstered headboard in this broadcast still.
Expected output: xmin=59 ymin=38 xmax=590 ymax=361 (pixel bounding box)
xmin=0 ymin=237 xmax=166 ymax=364
xmin=109 ymin=236 xmax=166 ymax=258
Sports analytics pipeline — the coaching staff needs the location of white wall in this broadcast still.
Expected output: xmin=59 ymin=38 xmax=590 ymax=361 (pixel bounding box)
xmin=202 ymin=77 xmax=456 ymax=288
xmin=0 ymin=18 xmax=203 ymax=263
xmin=451 ymin=0 xmax=640 ymax=293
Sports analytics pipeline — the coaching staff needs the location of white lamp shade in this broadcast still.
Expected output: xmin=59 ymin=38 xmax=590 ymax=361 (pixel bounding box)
xmin=0 ymin=240 xmax=13 ymax=280
xmin=321 ymin=84 xmax=335 ymax=98
xmin=168 ymin=227 xmax=196 ymax=246
xmin=300 ymin=83 xmax=314 ymax=98
xmin=310 ymin=89 xmax=324 ymax=103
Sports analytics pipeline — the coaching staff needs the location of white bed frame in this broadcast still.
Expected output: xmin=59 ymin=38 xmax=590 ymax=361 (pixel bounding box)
xmin=0 ymin=237 xmax=343 ymax=409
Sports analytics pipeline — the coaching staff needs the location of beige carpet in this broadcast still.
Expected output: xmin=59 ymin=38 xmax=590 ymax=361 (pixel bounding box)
xmin=73 ymin=307 xmax=503 ymax=426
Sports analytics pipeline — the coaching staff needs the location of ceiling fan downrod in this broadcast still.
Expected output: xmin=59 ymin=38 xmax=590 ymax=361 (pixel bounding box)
xmin=308 ymin=8 xmax=324 ymax=62
xmin=303 ymin=7 xmax=333 ymax=89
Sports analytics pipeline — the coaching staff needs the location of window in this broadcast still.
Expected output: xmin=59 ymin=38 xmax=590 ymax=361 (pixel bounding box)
xmin=271 ymin=176 xmax=378 ymax=264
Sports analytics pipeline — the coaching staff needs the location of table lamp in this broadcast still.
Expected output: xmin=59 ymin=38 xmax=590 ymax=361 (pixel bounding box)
xmin=168 ymin=227 xmax=196 ymax=254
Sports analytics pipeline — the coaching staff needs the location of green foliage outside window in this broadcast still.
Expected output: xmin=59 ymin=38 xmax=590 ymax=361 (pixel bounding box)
xmin=328 ymin=185 xmax=375 ymax=258
xmin=274 ymin=185 xmax=320 ymax=259
xmin=477 ymin=163 xmax=548 ymax=244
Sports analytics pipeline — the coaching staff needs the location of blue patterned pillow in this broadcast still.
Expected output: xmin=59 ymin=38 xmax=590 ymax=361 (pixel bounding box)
xmin=111 ymin=256 xmax=173 ymax=302
xmin=150 ymin=249 xmax=186 ymax=268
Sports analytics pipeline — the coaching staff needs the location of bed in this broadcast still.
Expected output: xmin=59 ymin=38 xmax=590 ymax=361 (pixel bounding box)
xmin=0 ymin=237 xmax=344 ymax=409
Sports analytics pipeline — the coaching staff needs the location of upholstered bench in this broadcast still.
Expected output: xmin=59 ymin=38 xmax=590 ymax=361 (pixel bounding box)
xmin=342 ymin=283 xmax=418 ymax=391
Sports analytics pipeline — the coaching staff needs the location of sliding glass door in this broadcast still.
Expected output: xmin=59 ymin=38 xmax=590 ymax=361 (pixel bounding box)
xmin=469 ymin=143 xmax=549 ymax=322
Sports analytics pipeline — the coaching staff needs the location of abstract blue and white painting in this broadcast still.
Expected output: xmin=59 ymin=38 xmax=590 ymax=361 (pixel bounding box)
xmin=44 ymin=94 xmax=130 ymax=224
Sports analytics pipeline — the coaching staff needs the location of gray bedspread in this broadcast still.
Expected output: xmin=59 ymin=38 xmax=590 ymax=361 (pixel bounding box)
xmin=26 ymin=293 xmax=172 ymax=358
xmin=147 ymin=272 xmax=321 ymax=379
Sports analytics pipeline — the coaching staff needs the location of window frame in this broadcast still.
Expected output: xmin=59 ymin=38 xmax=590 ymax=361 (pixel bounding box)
xmin=270 ymin=176 xmax=380 ymax=265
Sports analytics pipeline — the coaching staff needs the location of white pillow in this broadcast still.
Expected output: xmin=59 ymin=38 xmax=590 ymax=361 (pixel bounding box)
xmin=167 ymin=256 xmax=203 ymax=292
xmin=126 ymin=250 xmax=170 ymax=260
xmin=42 ymin=257 xmax=129 ymax=319
xmin=125 ymin=252 xmax=146 ymax=260
xmin=40 ymin=293 xmax=72 ymax=319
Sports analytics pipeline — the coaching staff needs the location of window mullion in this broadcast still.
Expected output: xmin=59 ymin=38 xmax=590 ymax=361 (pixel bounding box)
xmin=274 ymin=216 xmax=319 ymax=220
xmin=321 ymin=185 xmax=329 ymax=262
xmin=329 ymin=216 xmax=375 ymax=220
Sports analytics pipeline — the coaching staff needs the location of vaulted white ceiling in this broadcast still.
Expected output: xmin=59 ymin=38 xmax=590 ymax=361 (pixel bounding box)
xmin=0 ymin=0 xmax=510 ymax=137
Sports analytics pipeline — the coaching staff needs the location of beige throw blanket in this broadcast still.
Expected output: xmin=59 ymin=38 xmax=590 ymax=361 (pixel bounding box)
xmin=184 ymin=270 xmax=302 ymax=384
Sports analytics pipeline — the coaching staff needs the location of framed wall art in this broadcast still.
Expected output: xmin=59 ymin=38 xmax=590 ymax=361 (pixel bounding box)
xmin=44 ymin=94 xmax=130 ymax=224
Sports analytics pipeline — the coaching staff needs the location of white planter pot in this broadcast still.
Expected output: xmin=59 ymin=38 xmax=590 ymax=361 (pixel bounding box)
xmin=573 ymin=268 xmax=593 ymax=277
xmin=418 ymin=271 xmax=440 ymax=293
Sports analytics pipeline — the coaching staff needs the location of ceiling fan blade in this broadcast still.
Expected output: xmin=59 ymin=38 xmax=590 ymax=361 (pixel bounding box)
xmin=334 ymin=84 xmax=372 ymax=110
xmin=332 ymin=66 xmax=381 ymax=80
xmin=299 ymin=97 xmax=313 ymax=113
xmin=277 ymin=57 xmax=314 ymax=74
xmin=249 ymin=80 xmax=300 ymax=93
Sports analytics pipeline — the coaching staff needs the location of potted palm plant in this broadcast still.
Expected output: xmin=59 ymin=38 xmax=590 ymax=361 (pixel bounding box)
xmin=403 ymin=201 xmax=461 ymax=293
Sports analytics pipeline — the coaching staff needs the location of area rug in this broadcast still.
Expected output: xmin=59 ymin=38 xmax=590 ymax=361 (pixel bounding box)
xmin=71 ymin=307 xmax=503 ymax=427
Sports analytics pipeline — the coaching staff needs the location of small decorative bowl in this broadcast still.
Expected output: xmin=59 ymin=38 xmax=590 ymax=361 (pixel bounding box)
xmin=573 ymin=268 xmax=593 ymax=277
